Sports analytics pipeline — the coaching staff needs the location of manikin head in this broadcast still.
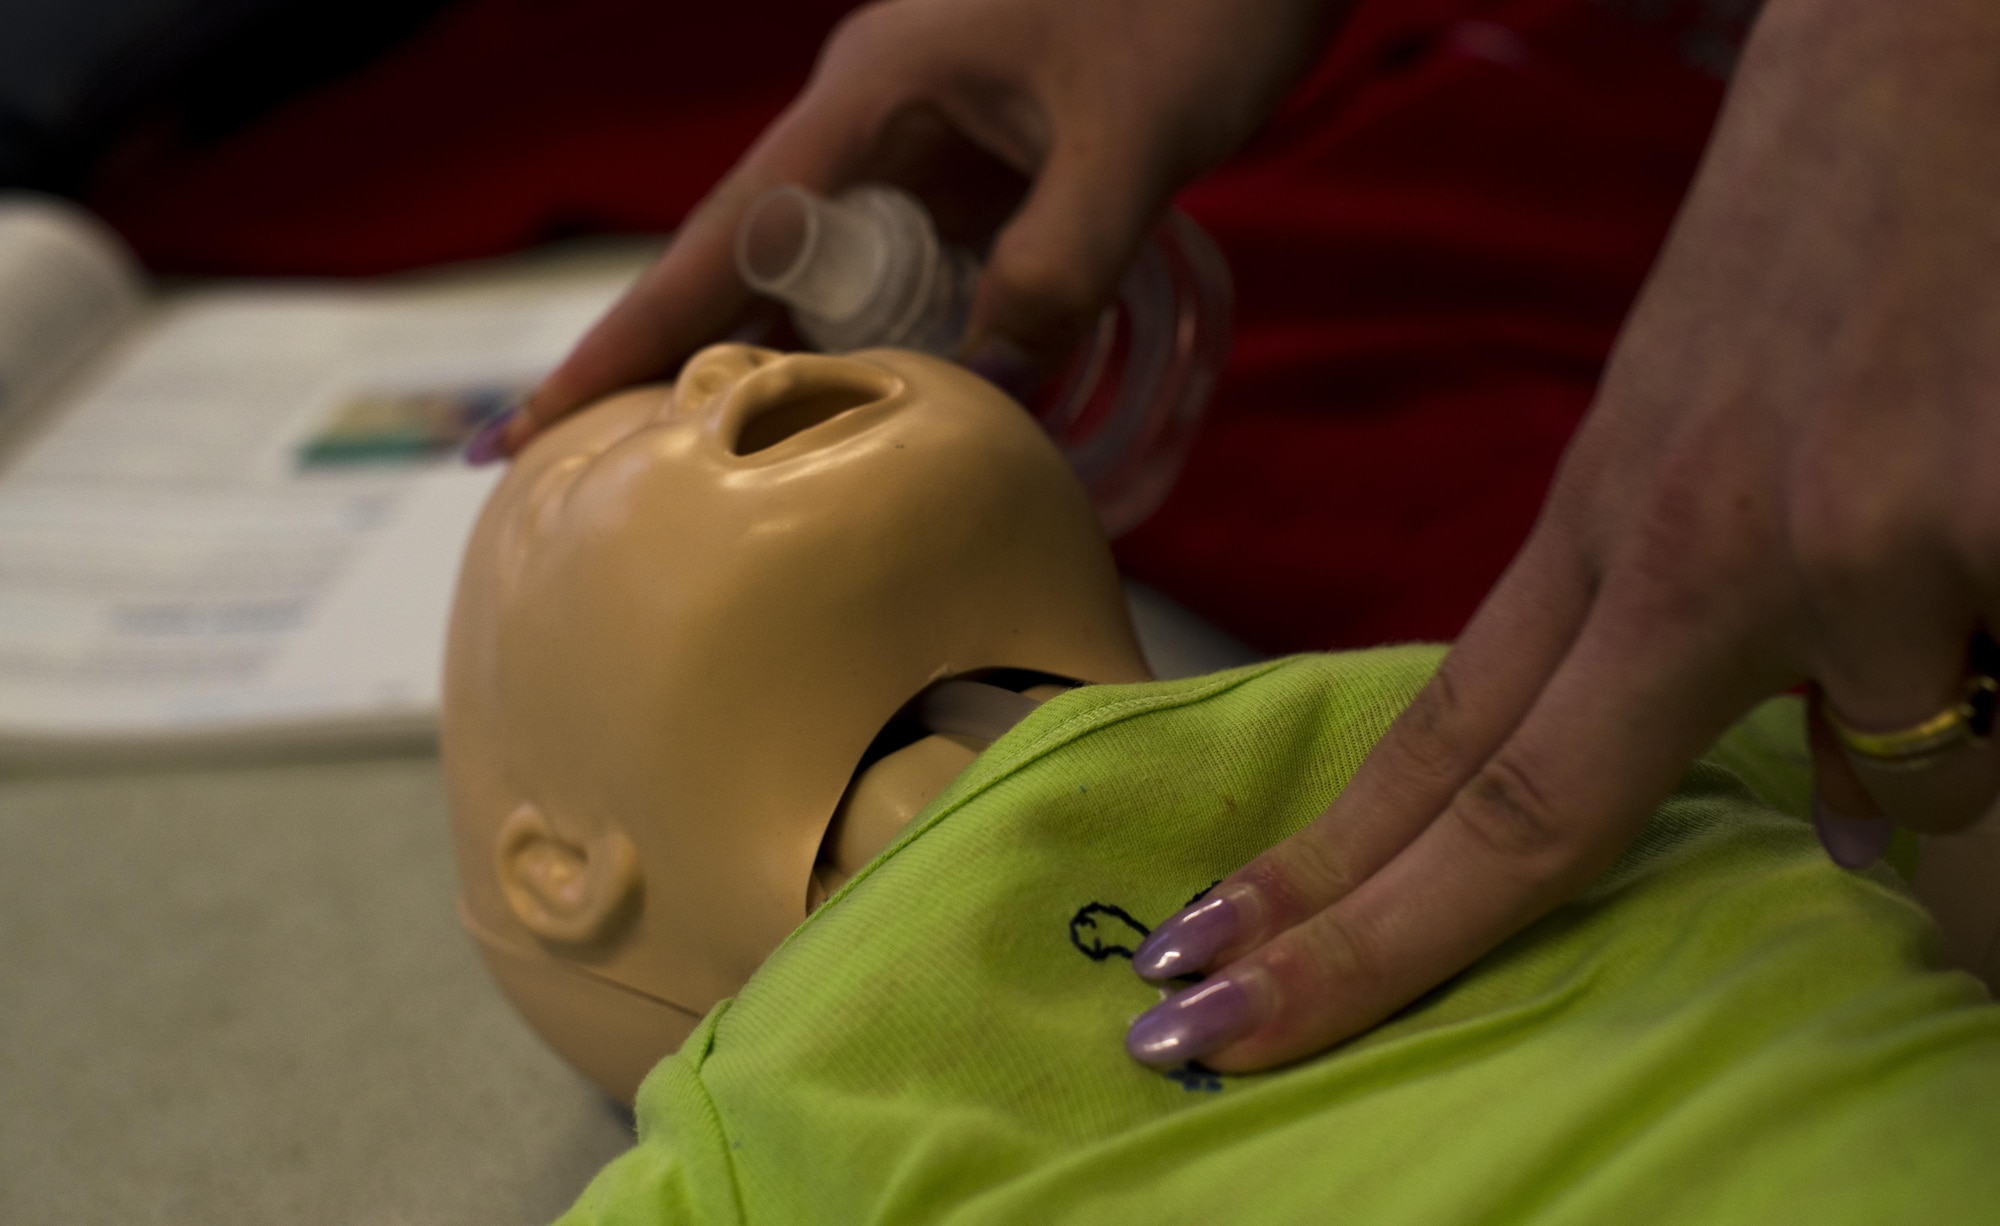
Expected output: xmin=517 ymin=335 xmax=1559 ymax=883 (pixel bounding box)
xmin=441 ymin=344 xmax=1149 ymax=1102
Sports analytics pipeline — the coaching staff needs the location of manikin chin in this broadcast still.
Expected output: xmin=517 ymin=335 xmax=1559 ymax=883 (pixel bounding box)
xmin=441 ymin=344 xmax=1151 ymax=1103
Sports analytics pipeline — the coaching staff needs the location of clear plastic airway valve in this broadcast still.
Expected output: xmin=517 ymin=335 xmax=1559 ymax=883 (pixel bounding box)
xmin=736 ymin=183 xmax=1232 ymax=537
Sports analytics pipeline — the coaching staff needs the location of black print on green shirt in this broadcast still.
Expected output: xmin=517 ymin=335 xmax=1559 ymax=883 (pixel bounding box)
xmin=1065 ymin=882 xmax=1221 ymax=963
xmin=1066 ymin=896 xmax=1231 ymax=1094
xmin=1162 ymin=1064 xmax=1224 ymax=1093
xmin=1068 ymin=902 xmax=1151 ymax=961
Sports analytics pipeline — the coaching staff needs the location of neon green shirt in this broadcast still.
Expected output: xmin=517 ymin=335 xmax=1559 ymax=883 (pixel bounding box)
xmin=559 ymin=648 xmax=2000 ymax=1224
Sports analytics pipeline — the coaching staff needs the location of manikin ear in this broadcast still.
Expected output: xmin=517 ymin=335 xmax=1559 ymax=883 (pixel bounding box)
xmin=494 ymin=803 xmax=642 ymax=947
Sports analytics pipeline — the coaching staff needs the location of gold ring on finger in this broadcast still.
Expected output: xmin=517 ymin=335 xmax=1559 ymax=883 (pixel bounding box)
xmin=1823 ymin=674 xmax=2000 ymax=769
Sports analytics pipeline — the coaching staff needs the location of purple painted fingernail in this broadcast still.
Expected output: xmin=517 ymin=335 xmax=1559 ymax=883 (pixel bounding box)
xmin=1131 ymin=885 xmax=1258 ymax=981
xmin=1813 ymin=790 xmax=1894 ymax=870
xmin=1125 ymin=973 xmax=1260 ymax=1067
xmin=464 ymin=414 xmax=514 ymax=466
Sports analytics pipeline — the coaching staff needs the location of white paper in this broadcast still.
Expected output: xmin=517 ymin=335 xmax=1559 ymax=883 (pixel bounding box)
xmin=0 ymin=259 xmax=641 ymax=756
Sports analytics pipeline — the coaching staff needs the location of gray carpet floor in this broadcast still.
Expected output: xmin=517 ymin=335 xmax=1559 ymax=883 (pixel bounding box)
xmin=0 ymin=751 xmax=634 ymax=1225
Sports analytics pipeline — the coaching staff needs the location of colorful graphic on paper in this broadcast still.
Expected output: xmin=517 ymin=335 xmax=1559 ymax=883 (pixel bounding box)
xmin=296 ymin=384 xmax=520 ymax=468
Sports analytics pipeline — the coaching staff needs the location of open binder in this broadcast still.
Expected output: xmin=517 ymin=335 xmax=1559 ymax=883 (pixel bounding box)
xmin=0 ymin=195 xmax=651 ymax=760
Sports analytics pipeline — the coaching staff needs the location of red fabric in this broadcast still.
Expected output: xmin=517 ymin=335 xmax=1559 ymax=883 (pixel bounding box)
xmin=90 ymin=0 xmax=860 ymax=273
xmin=87 ymin=0 xmax=1728 ymax=653
xmin=1137 ymin=0 xmax=1728 ymax=651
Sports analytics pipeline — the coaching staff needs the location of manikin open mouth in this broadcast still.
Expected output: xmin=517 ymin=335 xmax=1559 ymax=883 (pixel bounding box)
xmin=807 ymin=671 xmax=1080 ymax=909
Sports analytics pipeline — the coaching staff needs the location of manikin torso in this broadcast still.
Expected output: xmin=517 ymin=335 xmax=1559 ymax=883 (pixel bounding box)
xmin=442 ymin=344 xmax=1150 ymax=1102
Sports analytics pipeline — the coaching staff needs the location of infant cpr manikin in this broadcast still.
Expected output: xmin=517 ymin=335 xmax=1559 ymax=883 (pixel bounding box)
xmin=442 ymin=344 xmax=1151 ymax=1102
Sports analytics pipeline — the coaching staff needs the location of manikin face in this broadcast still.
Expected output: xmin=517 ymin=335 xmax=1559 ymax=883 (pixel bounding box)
xmin=442 ymin=345 xmax=1148 ymax=1101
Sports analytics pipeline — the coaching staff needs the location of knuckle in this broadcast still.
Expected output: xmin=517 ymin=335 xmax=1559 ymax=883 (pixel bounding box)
xmin=1385 ymin=664 xmax=1478 ymax=790
xmin=811 ymin=3 xmax=929 ymax=100
xmin=1237 ymin=839 xmax=1356 ymax=926
xmin=1785 ymin=470 xmax=1911 ymax=594
xmin=1607 ymin=460 xmax=1776 ymax=632
xmin=1779 ymin=418 xmax=1950 ymax=602
xmin=1262 ymin=910 xmax=1387 ymax=1003
xmin=986 ymin=247 xmax=1103 ymax=328
xmin=804 ymin=5 xmax=910 ymax=116
xmin=1640 ymin=462 xmax=1750 ymax=573
xmin=1450 ymin=755 xmax=1573 ymax=868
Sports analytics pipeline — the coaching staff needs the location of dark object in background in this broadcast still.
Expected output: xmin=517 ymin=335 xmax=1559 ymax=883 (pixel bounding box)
xmin=82 ymin=0 xmax=867 ymax=275
xmin=0 ymin=0 xmax=452 ymax=190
